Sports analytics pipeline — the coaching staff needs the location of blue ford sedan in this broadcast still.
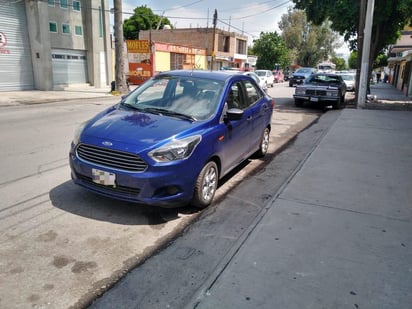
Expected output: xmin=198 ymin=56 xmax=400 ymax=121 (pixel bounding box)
xmin=70 ymin=70 xmax=274 ymax=208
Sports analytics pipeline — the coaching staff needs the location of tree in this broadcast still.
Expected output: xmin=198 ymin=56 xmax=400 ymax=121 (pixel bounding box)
xmin=278 ymin=8 xmax=341 ymax=67
xmin=251 ymin=32 xmax=291 ymax=70
xmin=348 ymin=51 xmax=357 ymax=70
xmin=373 ymin=53 xmax=388 ymax=69
xmin=292 ymin=0 xmax=412 ymax=66
xmin=331 ymin=56 xmax=346 ymax=71
xmin=123 ymin=6 xmax=172 ymax=40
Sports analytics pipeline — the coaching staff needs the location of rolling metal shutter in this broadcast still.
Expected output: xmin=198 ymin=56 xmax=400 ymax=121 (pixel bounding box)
xmin=52 ymin=49 xmax=88 ymax=85
xmin=0 ymin=0 xmax=34 ymax=91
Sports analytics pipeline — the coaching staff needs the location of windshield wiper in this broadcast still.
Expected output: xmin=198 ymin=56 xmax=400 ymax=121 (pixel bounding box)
xmin=162 ymin=110 xmax=197 ymax=122
xmin=144 ymin=107 xmax=196 ymax=121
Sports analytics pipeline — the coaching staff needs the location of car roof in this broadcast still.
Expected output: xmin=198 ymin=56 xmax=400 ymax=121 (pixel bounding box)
xmin=155 ymin=70 xmax=238 ymax=82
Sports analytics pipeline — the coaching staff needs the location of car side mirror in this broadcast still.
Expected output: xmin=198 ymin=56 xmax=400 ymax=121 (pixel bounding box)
xmin=224 ymin=108 xmax=244 ymax=122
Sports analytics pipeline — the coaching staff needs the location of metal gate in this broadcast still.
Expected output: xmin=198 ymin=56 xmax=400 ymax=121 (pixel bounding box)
xmin=0 ymin=0 xmax=34 ymax=91
xmin=52 ymin=49 xmax=88 ymax=85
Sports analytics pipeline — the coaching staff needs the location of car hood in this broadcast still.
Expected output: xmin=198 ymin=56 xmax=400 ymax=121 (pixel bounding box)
xmin=81 ymin=106 xmax=200 ymax=148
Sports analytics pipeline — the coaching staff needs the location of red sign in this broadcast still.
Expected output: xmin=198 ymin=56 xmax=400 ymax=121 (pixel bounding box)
xmin=0 ymin=32 xmax=7 ymax=48
xmin=126 ymin=40 xmax=153 ymax=85
xmin=0 ymin=32 xmax=10 ymax=54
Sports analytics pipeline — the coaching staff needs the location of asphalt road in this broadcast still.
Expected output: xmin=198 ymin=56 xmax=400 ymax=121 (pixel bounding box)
xmin=0 ymin=83 xmax=324 ymax=309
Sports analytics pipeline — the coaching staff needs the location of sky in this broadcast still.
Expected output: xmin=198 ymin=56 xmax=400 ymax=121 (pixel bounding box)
xmin=111 ymin=0 xmax=350 ymax=56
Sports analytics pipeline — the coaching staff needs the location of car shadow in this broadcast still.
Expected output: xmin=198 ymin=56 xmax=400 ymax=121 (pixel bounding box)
xmin=49 ymin=180 xmax=200 ymax=226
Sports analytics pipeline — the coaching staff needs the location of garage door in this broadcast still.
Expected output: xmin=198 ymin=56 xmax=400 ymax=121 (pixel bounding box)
xmin=0 ymin=0 xmax=34 ymax=91
xmin=52 ymin=49 xmax=88 ymax=85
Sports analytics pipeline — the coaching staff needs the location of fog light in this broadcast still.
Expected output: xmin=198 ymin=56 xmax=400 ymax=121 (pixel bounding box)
xmin=154 ymin=186 xmax=182 ymax=197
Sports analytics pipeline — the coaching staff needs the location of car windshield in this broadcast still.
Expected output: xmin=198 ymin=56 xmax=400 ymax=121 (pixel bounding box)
xmin=122 ymin=75 xmax=224 ymax=121
xmin=255 ymin=71 xmax=266 ymax=76
xmin=296 ymin=68 xmax=312 ymax=73
xmin=307 ymin=74 xmax=341 ymax=84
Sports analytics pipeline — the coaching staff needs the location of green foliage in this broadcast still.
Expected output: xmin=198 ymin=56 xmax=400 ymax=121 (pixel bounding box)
xmin=251 ymin=32 xmax=291 ymax=70
xmin=292 ymin=0 xmax=412 ymax=60
xmin=123 ymin=6 xmax=172 ymax=40
xmin=373 ymin=53 xmax=388 ymax=69
xmin=331 ymin=56 xmax=346 ymax=71
xmin=348 ymin=51 xmax=357 ymax=69
xmin=278 ymin=8 xmax=341 ymax=67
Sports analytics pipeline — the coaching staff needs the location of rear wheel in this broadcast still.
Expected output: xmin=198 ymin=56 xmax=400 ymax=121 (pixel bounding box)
xmin=192 ymin=161 xmax=218 ymax=208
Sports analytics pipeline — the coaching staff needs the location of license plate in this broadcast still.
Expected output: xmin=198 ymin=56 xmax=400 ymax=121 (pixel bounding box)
xmin=92 ymin=168 xmax=116 ymax=186
xmin=310 ymin=97 xmax=319 ymax=102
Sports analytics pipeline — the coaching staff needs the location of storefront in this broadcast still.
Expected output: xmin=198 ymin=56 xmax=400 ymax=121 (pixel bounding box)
xmin=126 ymin=40 xmax=207 ymax=85
xmin=0 ymin=1 xmax=34 ymax=91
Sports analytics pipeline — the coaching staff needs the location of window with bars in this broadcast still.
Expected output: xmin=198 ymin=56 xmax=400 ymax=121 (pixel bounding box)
xmin=75 ymin=25 xmax=83 ymax=36
xmin=60 ymin=0 xmax=68 ymax=9
xmin=62 ymin=23 xmax=70 ymax=34
xmin=49 ymin=21 xmax=58 ymax=33
xmin=73 ymin=1 xmax=81 ymax=11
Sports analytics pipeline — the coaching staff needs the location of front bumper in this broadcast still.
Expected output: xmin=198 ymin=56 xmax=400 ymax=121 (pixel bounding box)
xmin=293 ymin=94 xmax=339 ymax=103
xmin=69 ymin=149 xmax=203 ymax=208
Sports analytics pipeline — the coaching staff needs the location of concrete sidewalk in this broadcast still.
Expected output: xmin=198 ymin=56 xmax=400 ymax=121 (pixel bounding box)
xmin=188 ymin=108 xmax=412 ymax=309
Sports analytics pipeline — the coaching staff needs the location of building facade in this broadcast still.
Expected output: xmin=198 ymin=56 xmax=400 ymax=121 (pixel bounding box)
xmin=0 ymin=0 xmax=112 ymax=91
xmin=387 ymin=26 xmax=412 ymax=97
xmin=139 ymin=28 xmax=249 ymax=71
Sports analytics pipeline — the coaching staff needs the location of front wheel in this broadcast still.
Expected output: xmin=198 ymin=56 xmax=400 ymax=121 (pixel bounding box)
xmin=255 ymin=127 xmax=270 ymax=157
xmin=295 ymin=99 xmax=304 ymax=107
xmin=192 ymin=161 xmax=218 ymax=208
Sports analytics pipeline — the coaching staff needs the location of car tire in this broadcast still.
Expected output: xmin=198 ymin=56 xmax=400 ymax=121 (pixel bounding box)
xmin=294 ymin=99 xmax=304 ymax=107
xmin=289 ymin=81 xmax=294 ymax=87
xmin=192 ymin=161 xmax=218 ymax=208
xmin=332 ymin=94 xmax=345 ymax=109
xmin=254 ymin=127 xmax=270 ymax=157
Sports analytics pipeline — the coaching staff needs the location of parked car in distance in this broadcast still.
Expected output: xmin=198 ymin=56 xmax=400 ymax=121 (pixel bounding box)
xmin=255 ymin=69 xmax=275 ymax=88
xmin=242 ymin=71 xmax=268 ymax=92
xmin=337 ymin=71 xmax=356 ymax=92
xmin=70 ymin=70 xmax=274 ymax=208
xmin=272 ymin=70 xmax=285 ymax=83
xmin=289 ymin=67 xmax=317 ymax=87
xmin=293 ymin=73 xmax=347 ymax=109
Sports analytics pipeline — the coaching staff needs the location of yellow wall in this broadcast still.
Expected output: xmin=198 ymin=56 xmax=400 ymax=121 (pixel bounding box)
xmin=155 ymin=51 xmax=170 ymax=73
xmin=194 ymin=55 xmax=207 ymax=70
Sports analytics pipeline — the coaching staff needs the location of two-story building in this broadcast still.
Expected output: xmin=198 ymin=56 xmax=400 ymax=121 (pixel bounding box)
xmin=139 ymin=27 xmax=249 ymax=71
xmin=0 ymin=0 xmax=112 ymax=91
xmin=387 ymin=26 xmax=412 ymax=97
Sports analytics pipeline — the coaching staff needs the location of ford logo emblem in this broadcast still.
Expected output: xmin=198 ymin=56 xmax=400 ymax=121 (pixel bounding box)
xmin=102 ymin=141 xmax=113 ymax=146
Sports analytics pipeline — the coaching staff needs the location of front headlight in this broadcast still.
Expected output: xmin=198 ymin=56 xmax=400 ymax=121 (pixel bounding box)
xmin=148 ymin=135 xmax=202 ymax=163
xmin=72 ymin=121 xmax=88 ymax=146
xmin=327 ymin=91 xmax=338 ymax=97
xmin=295 ymin=87 xmax=306 ymax=95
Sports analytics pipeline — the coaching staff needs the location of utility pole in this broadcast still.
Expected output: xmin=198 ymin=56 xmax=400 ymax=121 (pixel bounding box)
xmin=355 ymin=0 xmax=367 ymax=107
xmin=357 ymin=0 xmax=375 ymax=108
xmin=211 ymin=9 xmax=217 ymax=71
xmin=113 ymin=0 xmax=127 ymax=94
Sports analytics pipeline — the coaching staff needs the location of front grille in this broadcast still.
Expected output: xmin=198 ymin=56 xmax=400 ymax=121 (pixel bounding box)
xmin=306 ymin=89 xmax=327 ymax=96
xmin=77 ymin=174 xmax=141 ymax=195
xmin=76 ymin=143 xmax=147 ymax=172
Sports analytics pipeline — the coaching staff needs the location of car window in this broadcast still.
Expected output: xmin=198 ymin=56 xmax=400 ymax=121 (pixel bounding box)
xmin=225 ymin=82 xmax=244 ymax=109
xmin=243 ymin=80 xmax=262 ymax=106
